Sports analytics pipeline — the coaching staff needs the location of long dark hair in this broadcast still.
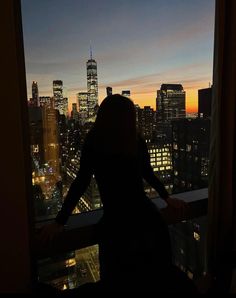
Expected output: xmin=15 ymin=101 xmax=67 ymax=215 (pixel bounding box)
xmin=92 ymin=94 xmax=137 ymax=156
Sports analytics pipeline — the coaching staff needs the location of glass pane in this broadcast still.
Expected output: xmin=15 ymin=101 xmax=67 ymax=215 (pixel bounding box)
xmin=21 ymin=0 xmax=214 ymax=292
xmin=38 ymin=245 xmax=99 ymax=290
xmin=21 ymin=0 xmax=215 ymax=221
xmin=169 ymin=216 xmax=207 ymax=281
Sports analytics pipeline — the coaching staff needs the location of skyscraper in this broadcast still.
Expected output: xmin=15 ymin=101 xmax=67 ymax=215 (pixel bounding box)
xmin=28 ymin=106 xmax=44 ymax=166
xmin=106 ymin=87 xmax=112 ymax=96
xmin=77 ymin=92 xmax=89 ymax=125
xmin=144 ymin=140 xmax=173 ymax=198
xmin=71 ymin=103 xmax=79 ymax=122
xmin=136 ymin=106 xmax=156 ymax=140
xmin=172 ymin=118 xmax=210 ymax=193
xmin=42 ymin=100 xmax=60 ymax=180
xmin=156 ymin=84 xmax=186 ymax=122
xmin=122 ymin=90 xmax=131 ymax=98
xmin=53 ymin=80 xmax=64 ymax=116
xmin=198 ymin=87 xmax=212 ymax=118
xmin=31 ymin=81 xmax=39 ymax=107
xmin=87 ymin=48 xmax=98 ymax=121
xmin=39 ymin=96 xmax=51 ymax=108
xmin=63 ymin=97 xmax=68 ymax=117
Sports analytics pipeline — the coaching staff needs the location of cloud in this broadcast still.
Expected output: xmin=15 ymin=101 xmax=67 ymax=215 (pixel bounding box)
xmin=98 ymin=62 xmax=212 ymax=93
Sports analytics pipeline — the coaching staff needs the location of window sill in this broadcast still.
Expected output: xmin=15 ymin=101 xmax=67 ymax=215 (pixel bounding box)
xmin=35 ymin=188 xmax=208 ymax=259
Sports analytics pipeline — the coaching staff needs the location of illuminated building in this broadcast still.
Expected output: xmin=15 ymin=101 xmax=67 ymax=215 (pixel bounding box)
xmin=53 ymin=80 xmax=65 ymax=116
xmin=39 ymin=96 xmax=51 ymax=108
xmin=144 ymin=139 xmax=173 ymax=198
xmin=29 ymin=102 xmax=62 ymax=216
xmin=172 ymin=118 xmax=210 ymax=193
xmin=198 ymin=87 xmax=212 ymax=118
xmin=77 ymin=92 xmax=89 ymax=125
xmin=63 ymin=97 xmax=68 ymax=118
xmin=136 ymin=106 xmax=156 ymax=140
xmin=66 ymin=150 xmax=102 ymax=212
xmin=31 ymin=81 xmax=39 ymax=107
xmin=42 ymin=99 xmax=60 ymax=180
xmin=28 ymin=106 xmax=44 ymax=167
xmin=87 ymin=48 xmax=98 ymax=121
xmin=83 ymin=178 xmax=102 ymax=211
xmin=156 ymin=84 xmax=186 ymax=122
xmin=58 ymin=114 xmax=68 ymax=171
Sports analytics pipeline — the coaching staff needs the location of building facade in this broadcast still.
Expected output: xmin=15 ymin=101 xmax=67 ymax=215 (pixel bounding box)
xmin=156 ymin=84 xmax=186 ymax=123
xmin=172 ymin=118 xmax=210 ymax=193
xmin=77 ymin=92 xmax=89 ymax=125
xmin=87 ymin=51 xmax=98 ymax=121
xmin=198 ymin=87 xmax=212 ymax=118
xmin=53 ymin=80 xmax=65 ymax=116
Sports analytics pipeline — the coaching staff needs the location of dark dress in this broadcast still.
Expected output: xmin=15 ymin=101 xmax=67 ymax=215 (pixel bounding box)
xmin=56 ymin=132 xmax=173 ymax=291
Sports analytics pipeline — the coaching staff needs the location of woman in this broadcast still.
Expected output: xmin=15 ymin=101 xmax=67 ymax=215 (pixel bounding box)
xmin=43 ymin=94 xmax=187 ymax=292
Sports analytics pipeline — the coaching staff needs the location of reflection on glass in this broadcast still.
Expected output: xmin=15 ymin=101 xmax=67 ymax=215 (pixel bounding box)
xmin=169 ymin=216 xmax=207 ymax=281
xmin=38 ymin=245 xmax=100 ymax=290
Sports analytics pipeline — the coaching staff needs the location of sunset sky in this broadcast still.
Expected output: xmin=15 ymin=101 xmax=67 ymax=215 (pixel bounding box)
xmin=21 ymin=0 xmax=215 ymax=113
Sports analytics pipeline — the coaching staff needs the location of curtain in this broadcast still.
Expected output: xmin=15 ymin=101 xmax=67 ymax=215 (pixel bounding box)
xmin=208 ymin=0 xmax=236 ymax=292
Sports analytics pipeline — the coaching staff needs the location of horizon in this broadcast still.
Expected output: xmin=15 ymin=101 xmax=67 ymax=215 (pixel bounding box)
xmin=21 ymin=0 xmax=215 ymax=113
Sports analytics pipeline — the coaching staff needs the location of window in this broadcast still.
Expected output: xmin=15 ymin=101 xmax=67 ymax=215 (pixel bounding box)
xmin=21 ymin=0 xmax=214 ymax=290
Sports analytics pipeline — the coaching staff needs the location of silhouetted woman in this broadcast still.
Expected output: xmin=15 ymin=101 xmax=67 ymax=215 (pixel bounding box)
xmin=44 ymin=94 xmax=188 ymax=292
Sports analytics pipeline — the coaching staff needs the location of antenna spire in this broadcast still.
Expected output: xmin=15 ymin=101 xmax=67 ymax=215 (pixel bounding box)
xmin=90 ymin=42 xmax=93 ymax=60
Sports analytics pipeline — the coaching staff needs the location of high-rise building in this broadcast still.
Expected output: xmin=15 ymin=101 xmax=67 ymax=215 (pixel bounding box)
xmin=198 ymin=87 xmax=212 ymax=118
xmin=42 ymin=101 xmax=60 ymax=180
xmin=172 ymin=118 xmax=210 ymax=193
xmin=87 ymin=49 xmax=98 ymax=121
xmin=39 ymin=96 xmax=51 ymax=108
xmin=63 ymin=97 xmax=68 ymax=117
xmin=135 ymin=104 xmax=140 ymax=127
xmin=58 ymin=113 xmax=68 ymax=171
xmin=32 ymin=81 xmax=39 ymax=107
xmin=144 ymin=139 xmax=173 ymax=198
xmin=28 ymin=106 xmax=44 ymax=166
xmin=71 ymin=103 xmax=79 ymax=122
xmin=77 ymin=92 xmax=89 ymax=125
xmin=122 ymin=90 xmax=131 ymax=98
xmin=53 ymin=80 xmax=64 ymax=115
xmin=156 ymin=84 xmax=186 ymax=122
xmin=106 ymin=86 xmax=112 ymax=96
xmin=136 ymin=106 xmax=156 ymax=140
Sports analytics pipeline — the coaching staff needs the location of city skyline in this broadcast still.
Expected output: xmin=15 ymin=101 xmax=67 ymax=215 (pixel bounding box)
xmin=21 ymin=0 xmax=215 ymax=113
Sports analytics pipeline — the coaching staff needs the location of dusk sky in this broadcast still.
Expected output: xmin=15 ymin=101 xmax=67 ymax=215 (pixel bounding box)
xmin=21 ymin=0 xmax=215 ymax=113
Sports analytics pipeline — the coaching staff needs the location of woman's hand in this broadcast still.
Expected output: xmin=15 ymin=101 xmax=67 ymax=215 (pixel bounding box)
xmin=39 ymin=222 xmax=64 ymax=246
